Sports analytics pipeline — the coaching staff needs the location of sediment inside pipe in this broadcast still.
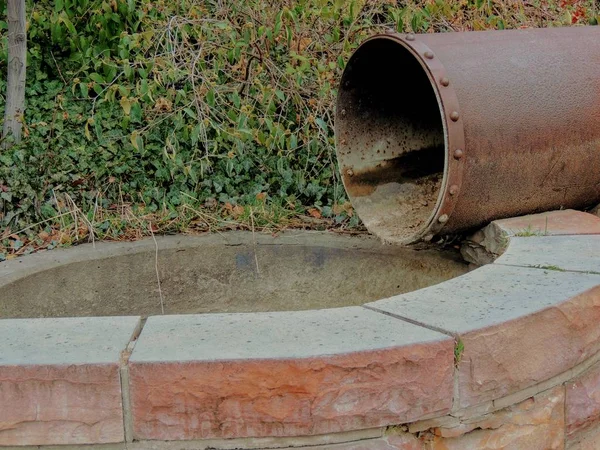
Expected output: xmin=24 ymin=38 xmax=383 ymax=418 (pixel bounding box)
xmin=336 ymin=38 xmax=446 ymax=244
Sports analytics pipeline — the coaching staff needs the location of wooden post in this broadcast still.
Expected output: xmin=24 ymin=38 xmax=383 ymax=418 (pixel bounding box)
xmin=2 ymin=0 xmax=27 ymax=147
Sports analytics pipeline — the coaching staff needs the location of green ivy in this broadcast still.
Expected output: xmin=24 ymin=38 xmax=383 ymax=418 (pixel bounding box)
xmin=0 ymin=0 xmax=597 ymax=230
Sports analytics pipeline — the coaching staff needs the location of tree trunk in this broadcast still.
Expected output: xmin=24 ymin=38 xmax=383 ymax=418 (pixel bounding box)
xmin=2 ymin=0 xmax=27 ymax=148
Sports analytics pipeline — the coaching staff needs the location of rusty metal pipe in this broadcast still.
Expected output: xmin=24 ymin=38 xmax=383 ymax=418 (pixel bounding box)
xmin=335 ymin=27 xmax=600 ymax=244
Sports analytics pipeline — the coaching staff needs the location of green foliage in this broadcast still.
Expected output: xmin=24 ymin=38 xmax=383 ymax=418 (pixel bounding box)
xmin=454 ymin=336 xmax=464 ymax=366
xmin=0 ymin=0 xmax=597 ymax=232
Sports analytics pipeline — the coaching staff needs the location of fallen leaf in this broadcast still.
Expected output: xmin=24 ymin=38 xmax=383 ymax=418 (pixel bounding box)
xmin=308 ymin=208 xmax=322 ymax=219
xmin=232 ymin=205 xmax=244 ymax=218
xmin=154 ymin=97 xmax=173 ymax=112
xmin=120 ymin=96 xmax=132 ymax=115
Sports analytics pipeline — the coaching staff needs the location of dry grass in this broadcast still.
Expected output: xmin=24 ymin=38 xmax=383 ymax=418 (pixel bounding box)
xmin=0 ymin=190 xmax=364 ymax=260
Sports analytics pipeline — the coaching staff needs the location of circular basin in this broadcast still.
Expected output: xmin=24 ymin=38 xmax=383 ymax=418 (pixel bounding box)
xmin=0 ymin=231 xmax=467 ymax=318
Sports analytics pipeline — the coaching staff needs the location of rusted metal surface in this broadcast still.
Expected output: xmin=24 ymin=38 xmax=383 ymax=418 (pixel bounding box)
xmin=335 ymin=27 xmax=600 ymax=244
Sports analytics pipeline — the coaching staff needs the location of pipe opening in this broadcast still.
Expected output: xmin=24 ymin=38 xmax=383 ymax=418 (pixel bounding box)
xmin=336 ymin=37 xmax=446 ymax=244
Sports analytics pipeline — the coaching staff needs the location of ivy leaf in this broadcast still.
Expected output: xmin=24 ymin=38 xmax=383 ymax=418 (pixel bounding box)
xmin=130 ymin=102 xmax=142 ymax=122
xmin=89 ymin=73 xmax=105 ymax=84
xmin=84 ymin=117 xmax=94 ymax=141
xmin=206 ymin=89 xmax=215 ymax=107
xmin=315 ymin=118 xmax=328 ymax=133
xmin=60 ymin=15 xmax=76 ymax=35
xmin=120 ymin=96 xmax=132 ymax=115
xmin=40 ymin=204 xmax=58 ymax=219
xmin=79 ymin=82 xmax=89 ymax=98
xmin=131 ymin=131 xmax=140 ymax=150
xmin=131 ymin=132 xmax=144 ymax=153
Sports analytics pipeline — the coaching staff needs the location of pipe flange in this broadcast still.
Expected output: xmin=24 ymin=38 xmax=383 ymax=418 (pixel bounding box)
xmin=361 ymin=33 xmax=467 ymax=241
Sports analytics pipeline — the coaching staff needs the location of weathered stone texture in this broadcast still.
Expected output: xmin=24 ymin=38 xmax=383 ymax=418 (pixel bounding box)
xmin=0 ymin=364 xmax=124 ymax=445
xmin=567 ymin=423 xmax=600 ymax=450
xmin=129 ymin=343 xmax=453 ymax=441
xmin=458 ymin=284 xmax=600 ymax=407
xmin=462 ymin=210 xmax=600 ymax=266
xmin=315 ymin=433 xmax=427 ymax=449
xmin=432 ymin=387 xmax=564 ymax=450
xmin=386 ymin=433 xmax=431 ymax=449
xmin=566 ymin=360 xmax=600 ymax=445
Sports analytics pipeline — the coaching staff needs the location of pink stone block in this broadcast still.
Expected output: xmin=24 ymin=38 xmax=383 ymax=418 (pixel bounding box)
xmin=566 ymin=361 xmax=600 ymax=438
xmin=317 ymin=434 xmax=426 ymax=449
xmin=0 ymin=364 xmax=124 ymax=445
xmin=458 ymin=285 xmax=600 ymax=407
xmin=0 ymin=316 xmax=139 ymax=446
xmin=130 ymin=343 xmax=454 ymax=441
xmin=318 ymin=441 xmax=396 ymax=450
xmin=567 ymin=422 xmax=600 ymax=450
xmin=386 ymin=433 xmax=429 ymax=449
xmin=433 ymin=386 xmax=565 ymax=450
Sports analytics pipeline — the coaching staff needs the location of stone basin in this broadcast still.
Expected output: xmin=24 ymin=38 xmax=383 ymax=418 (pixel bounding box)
xmin=1 ymin=210 xmax=600 ymax=449
xmin=0 ymin=232 xmax=467 ymax=318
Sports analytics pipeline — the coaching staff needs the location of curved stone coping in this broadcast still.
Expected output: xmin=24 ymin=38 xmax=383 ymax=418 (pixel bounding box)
xmin=1 ymin=209 xmax=600 ymax=448
xmin=129 ymin=308 xmax=453 ymax=441
xmin=0 ymin=317 xmax=141 ymax=446
xmin=0 ymin=317 xmax=140 ymax=366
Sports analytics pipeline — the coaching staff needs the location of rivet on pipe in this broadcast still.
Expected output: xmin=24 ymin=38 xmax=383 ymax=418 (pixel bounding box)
xmin=406 ymin=34 xmax=415 ymax=41
xmin=424 ymin=51 xmax=434 ymax=59
xmin=438 ymin=214 xmax=449 ymax=224
xmin=450 ymin=111 xmax=460 ymax=121
xmin=449 ymin=185 xmax=459 ymax=195
xmin=440 ymin=77 xmax=450 ymax=86
xmin=453 ymin=149 xmax=464 ymax=160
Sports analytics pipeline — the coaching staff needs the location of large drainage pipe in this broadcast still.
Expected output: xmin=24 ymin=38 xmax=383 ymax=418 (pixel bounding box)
xmin=335 ymin=26 xmax=600 ymax=244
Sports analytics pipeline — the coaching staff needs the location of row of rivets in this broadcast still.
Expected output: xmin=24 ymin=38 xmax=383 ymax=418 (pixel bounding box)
xmin=403 ymin=33 xmax=462 ymax=229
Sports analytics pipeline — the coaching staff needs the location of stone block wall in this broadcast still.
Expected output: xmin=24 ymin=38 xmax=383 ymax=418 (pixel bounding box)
xmin=1 ymin=209 xmax=600 ymax=449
